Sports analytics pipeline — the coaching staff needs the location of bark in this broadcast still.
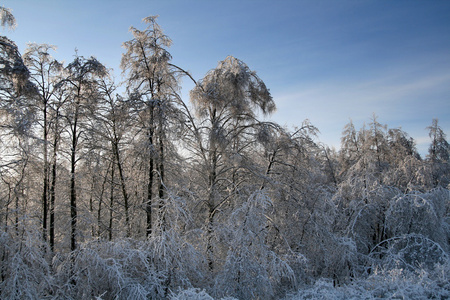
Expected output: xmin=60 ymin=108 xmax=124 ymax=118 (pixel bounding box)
xmin=260 ymin=149 xmax=277 ymax=191
xmin=70 ymin=129 xmax=77 ymax=251
xmin=157 ymin=112 xmax=165 ymax=230
xmin=108 ymin=161 xmax=115 ymax=241
xmin=42 ymin=104 xmax=49 ymax=243
xmin=146 ymin=104 xmax=155 ymax=237
xmin=49 ymin=109 xmax=60 ymax=252
xmin=97 ymin=160 xmax=110 ymax=238
xmin=49 ymin=159 xmax=56 ymax=252
xmin=89 ymin=179 xmax=95 ymax=237
xmin=147 ymin=144 xmax=154 ymax=237
xmin=206 ymin=111 xmax=218 ymax=271
xmin=70 ymin=98 xmax=80 ymax=252
xmin=112 ymin=138 xmax=130 ymax=237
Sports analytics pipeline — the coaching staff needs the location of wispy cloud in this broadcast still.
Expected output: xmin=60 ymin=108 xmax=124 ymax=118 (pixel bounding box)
xmin=271 ymin=67 xmax=450 ymax=153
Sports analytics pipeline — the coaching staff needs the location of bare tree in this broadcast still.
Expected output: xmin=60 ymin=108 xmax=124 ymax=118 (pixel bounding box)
xmin=96 ymin=75 xmax=133 ymax=237
xmin=190 ymin=55 xmax=275 ymax=271
xmin=0 ymin=35 xmax=36 ymax=235
xmin=23 ymin=43 xmax=63 ymax=244
xmin=58 ymin=54 xmax=106 ymax=251
xmin=121 ymin=15 xmax=180 ymax=236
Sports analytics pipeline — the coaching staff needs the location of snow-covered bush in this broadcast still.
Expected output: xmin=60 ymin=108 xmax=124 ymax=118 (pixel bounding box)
xmin=170 ymin=288 xmax=215 ymax=300
xmin=170 ymin=287 xmax=239 ymax=300
xmin=142 ymin=228 xmax=203 ymax=293
xmin=214 ymin=191 xmax=299 ymax=299
xmin=0 ymin=227 xmax=52 ymax=299
xmin=51 ymin=191 xmax=203 ymax=299
xmin=284 ymin=278 xmax=372 ymax=300
xmin=141 ymin=190 xmax=204 ymax=294
xmin=53 ymin=239 xmax=165 ymax=299
xmin=369 ymin=234 xmax=448 ymax=272
xmin=358 ymin=263 xmax=450 ymax=299
xmin=385 ymin=188 xmax=449 ymax=249
xmin=286 ymin=261 xmax=450 ymax=299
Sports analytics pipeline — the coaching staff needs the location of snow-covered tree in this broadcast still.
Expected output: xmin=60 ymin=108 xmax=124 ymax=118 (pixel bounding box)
xmin=121 ymin=15 xmax=181 ymax=237
xmin=94 ymin=75 xmax=134 ymax=239
xmin=0 ymin=34 xmax=37 ymax=237
xmin=214 ymin=191 xmax=297 ymax=299
xmin=0 ymin=225 xmax=52 ymax=299
xmin=23 ymin=43 xmax=63 ymax=246
xmin=189 ymin=55 xmax=275 ymax=272
xmin=427 ymin=119 xmax=449 ymax=187
xmin=383 ymin=128 xmax=422 ymax=191
xmin=0 ymin=6 xmax=16 ymax=31
xmin=384 ymin=188 xmax=449 ymax=251
xmin=58 ymin=54 xmax=106 ymax=251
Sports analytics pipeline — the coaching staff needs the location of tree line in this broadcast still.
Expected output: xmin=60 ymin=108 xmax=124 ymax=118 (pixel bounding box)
xmin=0 ymin=8 xmax=449 ymax=299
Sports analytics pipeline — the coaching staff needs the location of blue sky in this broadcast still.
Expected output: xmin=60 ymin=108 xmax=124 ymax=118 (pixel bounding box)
xmin=3 ymin=0 xmax=450 ymax=155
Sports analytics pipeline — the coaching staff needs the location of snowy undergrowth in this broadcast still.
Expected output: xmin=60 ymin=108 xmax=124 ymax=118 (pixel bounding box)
xmin=170 ymin=287 xmax=237 ymax=300
xmin=213 ymin=191 xmax=300 ymax=299
xmin=52 ymin=239 xmax=166 ymax=299
xmin=285 ymin=262 xmax=450 ymax=300
xmin=169 ymin=262 xmax=450 ymax=300
xmin=0 ymin=228 xmax=52 ymax=299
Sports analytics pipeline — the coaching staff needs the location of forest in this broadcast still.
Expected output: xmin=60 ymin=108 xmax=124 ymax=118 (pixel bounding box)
xmin=0 ymin=6 xmax=449 ymax=300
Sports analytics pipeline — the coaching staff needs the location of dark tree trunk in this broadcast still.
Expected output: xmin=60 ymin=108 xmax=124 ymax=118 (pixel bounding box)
xmin=158 ymin=121 xmax=165 ymax=230
xmin=146 ymin=105 xmax=155 ymax=237
xmin=89 ymin=179 xmax=95 ymax=237
xmin=108 ymin=161 xmax=115 ymax=241
xmin=49 ymin=110 xmax=60 ymax=253
xmin=70 ymin=108 xmax=79 ymax=252
xmin=147 ymin=149 xmax=154 ymax=237
xmin=113 ymin=141 xmax=130 ymax=237
xmin=49 ymin=160 xmax=56 ymax=252
xmin=206 ymin=139 xmax=218 ymax=272
xmin=70 ymin=139 xmax=77 ymax=252
xmin=42 ymin=105 xmax=49 ymax=243
xmin=97 ymin=160 xmax=110 ymax=238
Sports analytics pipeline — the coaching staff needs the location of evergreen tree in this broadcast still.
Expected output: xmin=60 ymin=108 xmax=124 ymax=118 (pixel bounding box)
xmin=427 ymin=119 xmax=450 ymax=187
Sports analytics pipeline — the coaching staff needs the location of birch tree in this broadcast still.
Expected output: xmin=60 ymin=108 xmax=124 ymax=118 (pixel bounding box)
xmin=384 ymin=128 xmax=421 ymax=191
xmin=23 ymin=43 xmax=63 ymax=244
xmin=214 ymin=192 xmax=296 ymax=299
xmin=121 ymin=15 xmax=180 ymax=237
xmin=0 ymin=35 xmax=36 ymax=233
xmin=190 ymin=55 xmax=275 ymax=271
xmin=0 ymin=6 xmax=16 ymax=31
xmin=96 ymin=75 xmax=133 ymax=238
xmin=59 ymin=54 xmax=106 ymax=251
